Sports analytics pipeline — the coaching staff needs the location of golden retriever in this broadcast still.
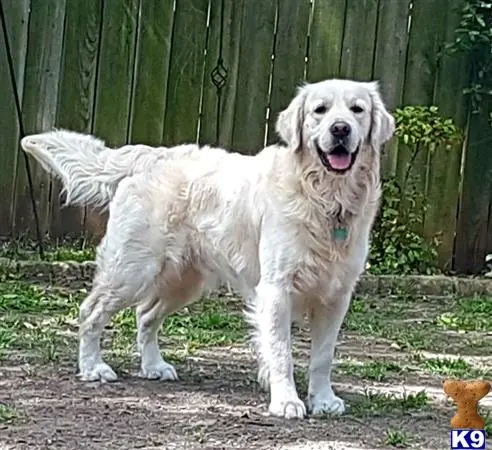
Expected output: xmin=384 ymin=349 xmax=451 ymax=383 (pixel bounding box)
xmin=20 ymin=78 xmax=394 ymax=419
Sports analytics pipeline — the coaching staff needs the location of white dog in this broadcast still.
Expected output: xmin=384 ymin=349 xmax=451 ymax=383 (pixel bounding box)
xmin=21 ymin=78 xmax=394 ymax=419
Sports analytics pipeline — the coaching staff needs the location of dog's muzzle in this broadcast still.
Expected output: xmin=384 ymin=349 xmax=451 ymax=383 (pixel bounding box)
xmin=316 ymin=140 xmax=359 ymax=174
xmin=313 ymin=121 xmax=358 ymax=173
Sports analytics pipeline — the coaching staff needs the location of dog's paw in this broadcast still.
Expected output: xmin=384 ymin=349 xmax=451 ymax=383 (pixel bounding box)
xmin=78 ymin=362 xmax=118 ymax=383
xmin=309 ymin=391 xmax=345 ymax=416
xmin=139 ymin=361 xmax=178 ymax=381
xmin=269 ymin=396 xmax=306 ymax=419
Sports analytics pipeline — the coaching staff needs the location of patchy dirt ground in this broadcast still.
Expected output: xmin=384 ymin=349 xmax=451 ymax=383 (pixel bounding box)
xmin=0 ymin=279 xmax=491 ymax=449
xmin=0 ymin=350 xmax=461 ymax=450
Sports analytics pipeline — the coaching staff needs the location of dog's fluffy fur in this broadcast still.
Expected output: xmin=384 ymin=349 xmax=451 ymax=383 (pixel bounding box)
xmin=21 ymin=78 xmax=394 ymax=419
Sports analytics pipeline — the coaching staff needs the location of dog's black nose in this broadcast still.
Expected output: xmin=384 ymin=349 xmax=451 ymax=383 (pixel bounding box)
xmin=330 ymin=122 xmax=351 ymax=138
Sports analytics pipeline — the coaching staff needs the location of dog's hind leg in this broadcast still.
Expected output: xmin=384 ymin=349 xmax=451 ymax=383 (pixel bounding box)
xmin=78 ymin=272 xmax=160 ymax=382
xmin=137 ymin=266 xmax=204 ymax=381
xmin=77 ymin=207 xmax=162 ymax=382
xmin=77 ymin=283 xmax=128 ymax=382
xmin=136 ymin=298 xmax=178 ymax=381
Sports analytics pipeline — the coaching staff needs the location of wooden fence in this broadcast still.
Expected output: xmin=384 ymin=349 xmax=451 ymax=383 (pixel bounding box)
xmin=0 ymin=0 xmax=490 ymax=274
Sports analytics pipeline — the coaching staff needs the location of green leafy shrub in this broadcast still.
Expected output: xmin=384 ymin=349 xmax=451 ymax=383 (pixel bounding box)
xmin=368 ymin=106 xmax=462 ymax=275
xmin=394 ymin=105 xmax=462 ymax=148
xmin=393 ymin=105 xmax=462 ymax=190
xmin=368 ymin=177 xmax=439 ymax=275
xmin=440 ymin=0 xmax=492 ymax=119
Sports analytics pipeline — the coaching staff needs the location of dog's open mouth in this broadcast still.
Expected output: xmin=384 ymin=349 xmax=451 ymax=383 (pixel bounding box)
xmin=316 ymin=143 xmax=359 ymax=173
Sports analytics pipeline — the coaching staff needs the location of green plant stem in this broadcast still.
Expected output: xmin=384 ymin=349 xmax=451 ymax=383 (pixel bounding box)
xmin=402 ymin=144 xmax=421 ymax=196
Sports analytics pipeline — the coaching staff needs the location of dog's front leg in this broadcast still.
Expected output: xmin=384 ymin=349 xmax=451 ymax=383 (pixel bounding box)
xmin=307 ymin=292 xmax=351 ymax=415
xmin=254 ymin=281 xmax=306 ymax=419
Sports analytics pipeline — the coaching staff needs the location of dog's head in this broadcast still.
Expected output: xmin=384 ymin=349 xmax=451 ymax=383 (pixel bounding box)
xmin=275 ymin=79 xmax=394 ymax=174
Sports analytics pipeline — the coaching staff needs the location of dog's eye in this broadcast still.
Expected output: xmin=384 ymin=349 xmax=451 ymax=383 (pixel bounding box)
xmin=350 ymin=105 xmax=364 ymax=114
xmin=314 ymin=105 xmax=327 ymax=114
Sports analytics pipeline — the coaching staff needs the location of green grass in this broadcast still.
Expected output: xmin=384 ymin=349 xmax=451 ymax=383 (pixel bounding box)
xmin=343 ymin=295 xmax=492 ymax=354
xmin=0 ymin=282 xmax=80 ymax=313
xmin=0 ymin=282 xmax=80 ymax=362
xmin=348 ymin=389 xmax=429 ymax=417
xmin=338 ymin=354 xmax=491 ymax=383
xmin=483 ymin=410 xmax=492 ymax=437
xmin=343 ymin=296 xmax=436 ymax=351
xmin=45 ymin=247 xmax=96 ymax=262
xmin=0 ymin=279 xmax=246 ymax=365
xmin=412 ymin=355 xmax=491 ymax=379
xmin=0 ymin=403 xmax=18 ymax=423
xmin=338 ymin=360 xmax=403 ymax=381
xmin=384 ymin=428 xmax=410 ymax=448
xmin=435 ymin=296 xmax=492 ymax=332
xmin=109 ymin=298 xmax=245 ymax=357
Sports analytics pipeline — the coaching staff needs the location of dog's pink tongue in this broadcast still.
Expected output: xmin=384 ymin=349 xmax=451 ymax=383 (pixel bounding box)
xmin=327 ymin=153 xmax=351 ymax=170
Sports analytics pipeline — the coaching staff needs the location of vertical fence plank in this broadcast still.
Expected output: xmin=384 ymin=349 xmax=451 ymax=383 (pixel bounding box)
xmin=13 ymin=0 xmax=66 ymax=236
xmin=424 ymin=0 xmax=468 ymax=270
xmin=162 ymin=0 xmax=209 ymax=147
xmin=232 ymin=1 xmax=276 ymax=153
xmin=56 ymin=0 xmax=102 ymax=133
xmin=50 ymin=0 xmax=103 ymax=238
xmin=266 ymin=0 xmax=311 ymax=146
xmin=128 ymin=0 xmax=174 ymax=145
xmin=0 ymin=0 xmax=29 ymax=236
xmin=82 ymin=0 xmax=145 ymax=243
xmin=454 ymin=96 xmax=492 ymax=273
xmin=93 ymin=0 xmax=139 ymax=147
xmin=86 ymin=0 xmax=140 ymax=241
xmin=395 ymin=0 xmax=446 ymax=231
xmin=401 ymin=1 xmax=443 ymax=105
xmin=199 ymin=0 xmax=243 ymax=148
xmin=307 ymin=0 xmax=346 ymax=81
xmin=372 ymin=0 xmax=411 ymax=110
xmin=487 ymin=201 xmax=492 ymax=260
xmin=397 ymin=0 xmax=444 ymax=183
xmin=372 ymin=0 xmax=411 ymax=176
xmin=339 ymin=0 xmax=379 ymax=80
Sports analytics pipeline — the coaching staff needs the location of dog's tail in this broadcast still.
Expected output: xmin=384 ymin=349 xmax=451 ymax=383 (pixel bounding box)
xmin=20 ymin=129 xmax=180 ymax=209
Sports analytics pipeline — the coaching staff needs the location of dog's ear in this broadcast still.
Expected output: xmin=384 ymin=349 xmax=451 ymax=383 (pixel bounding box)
xmin=368 ymin=81 xmax=395 ymax=149
xmin=275 ymin=85 xmax=308 ymax=151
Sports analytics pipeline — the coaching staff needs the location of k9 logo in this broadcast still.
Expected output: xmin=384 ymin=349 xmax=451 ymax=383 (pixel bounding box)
xmin=450 ymin=429 xmax=486 ymax=450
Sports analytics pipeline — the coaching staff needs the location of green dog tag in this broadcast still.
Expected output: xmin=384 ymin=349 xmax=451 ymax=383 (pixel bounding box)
xmin=333 ymin=226 xmax=348 ymax=241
